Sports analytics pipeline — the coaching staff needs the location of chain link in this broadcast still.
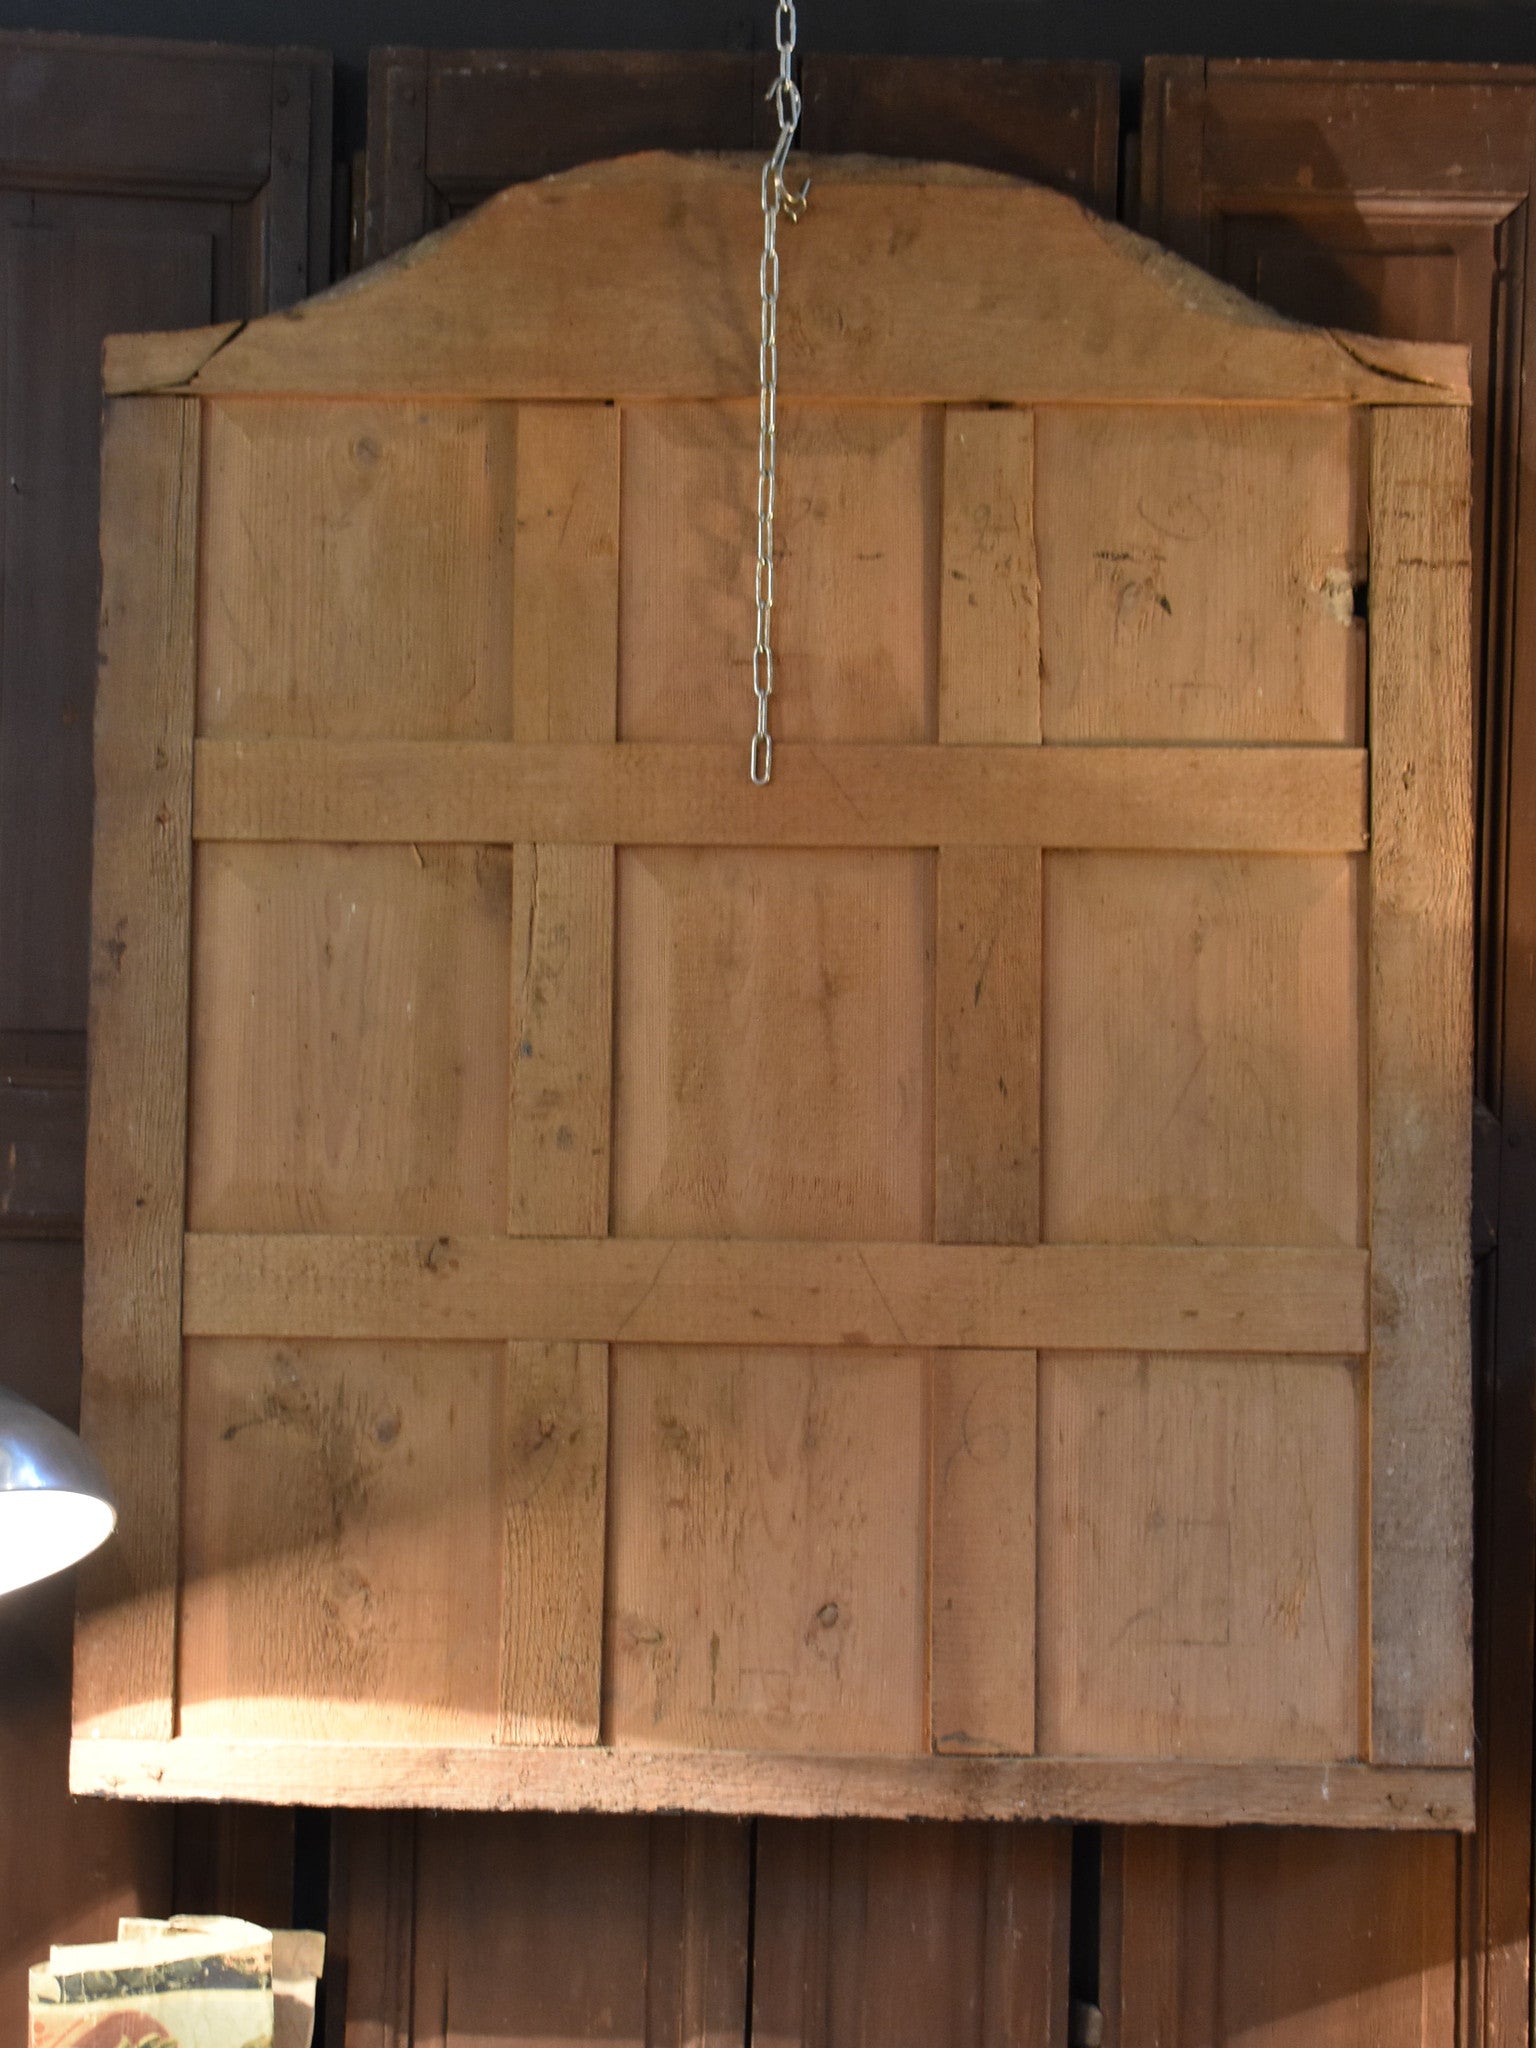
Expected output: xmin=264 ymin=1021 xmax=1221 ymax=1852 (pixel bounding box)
xmin=751 ymin=0 xmax=809 ymax=785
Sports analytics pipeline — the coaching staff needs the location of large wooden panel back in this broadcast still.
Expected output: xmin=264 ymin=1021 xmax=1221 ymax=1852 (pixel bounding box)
xmin=75 ymin=153 xmax=1473 ymax=1829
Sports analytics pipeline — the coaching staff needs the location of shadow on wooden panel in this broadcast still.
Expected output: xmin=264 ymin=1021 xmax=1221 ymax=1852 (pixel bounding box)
xmin=333 ymin=1810 xmax=748 ymax=2045
xmin=753 ymin=1818 xmax=1072 ymax=2048
xmin=1103 ymin=1827 xmax=1460 ymax=2046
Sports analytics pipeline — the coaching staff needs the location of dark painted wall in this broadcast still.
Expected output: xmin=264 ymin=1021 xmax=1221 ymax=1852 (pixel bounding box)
xmin=5 ymin=0 xmax=1536 ymax=72
xmin=7 ymin=1 xmax=1536 ymax=129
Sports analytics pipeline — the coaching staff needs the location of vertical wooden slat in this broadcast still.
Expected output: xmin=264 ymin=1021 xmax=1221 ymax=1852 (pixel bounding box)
xmin=363 ymin=48 xmax=428 ymax=265
xmin=265 ymin=52 xmax=317 ymax=309
xmin=644 ymin=1817 xmax=753 ymax=2048
xmin=507 ymin=843 xmax=614 ymax=1238
xmin=938 ymin=407 xmax=1040 ymax=752
xmin=1368 ymin=404 xmax=1475 ymax=1766
xmin=499 ymin=403 xmax=619 ymax=1746
xmin=332 ymin=1814 xmax=417 ymax=2048
xmin=74 ymin=396 xmax=199 ymax=1741
xmin=1136 ymin=56 xmax=1209 ymax=251
xmin=935 ymin=405 xmax=1040 ymax=1247
xmin=508 ymin=403 xmax=619 ymax=1237
xmin=752 ymin=1818 xmax=1071 ymax=2047
xmin=931 ymin=406 xmax=1040 ymax=1758
xmin=498 ymin=1340 xmax=609 ymax=1745
xmin=930 ymin=1354 xmax=1036 ymax=1756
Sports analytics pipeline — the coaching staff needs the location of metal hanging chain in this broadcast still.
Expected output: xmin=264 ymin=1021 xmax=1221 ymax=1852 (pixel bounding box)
xmin=750 ymin=0 xmax=810 ymax=786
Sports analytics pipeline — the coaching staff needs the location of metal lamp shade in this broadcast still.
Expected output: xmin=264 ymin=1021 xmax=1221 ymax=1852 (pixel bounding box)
xmin=0 ymin=1386 xmax=115 ymax=1596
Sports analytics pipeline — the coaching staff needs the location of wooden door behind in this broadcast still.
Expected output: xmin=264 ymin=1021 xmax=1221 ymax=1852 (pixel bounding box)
xmin=0 ymin=29 xmax=333 ymax=2038
xmin=336 ymin=64 xmax=1113 ymax=2044
xmin=360 ymin=48 xmax=1119 ymax=259
xmin=1123 ymin=56 xmax=1536 ymax=2048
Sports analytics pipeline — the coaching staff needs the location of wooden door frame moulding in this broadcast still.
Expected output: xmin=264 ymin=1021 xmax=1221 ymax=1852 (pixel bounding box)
xmin=0 ymin=33 xmax=332 ymax=310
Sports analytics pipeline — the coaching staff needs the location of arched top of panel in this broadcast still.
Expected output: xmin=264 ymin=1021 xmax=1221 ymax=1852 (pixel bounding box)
xmin=103 ymin=151 xmax=1468 ymax=406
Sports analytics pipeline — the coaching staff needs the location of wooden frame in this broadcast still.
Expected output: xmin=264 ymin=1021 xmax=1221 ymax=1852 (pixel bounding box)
xmin=74 ymin=152 xmax=1475 ymax=1827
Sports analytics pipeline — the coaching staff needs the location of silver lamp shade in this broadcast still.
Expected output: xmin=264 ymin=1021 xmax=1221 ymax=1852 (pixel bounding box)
xmin=0 ymin=1386 xmax=116 ymax=1596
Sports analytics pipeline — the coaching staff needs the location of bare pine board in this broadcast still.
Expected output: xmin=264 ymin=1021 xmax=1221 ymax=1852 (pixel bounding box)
xmin=619 ymin=404 xmax=934 ymax=744
xmin=612 ymin=849 xmax=932 ymax=1243
xmin=939 ymin=408 xmax=1040 ymax=747
xmin=1035 ymin=406 xmax=1366 ymax=744
xmin=102 ymin=155 xmax=1469 ymax=407
xmin=498 ymin=1341 xmax=608 ymax=1745
xmin=70 ymin=1739 xmax=1474 ymax=1831
xmin=187 ymin=843 xmax=512 ymax=1236
xmin=199 ymin=399 xmax=518 ymax=740
xmin=74 ymin=398 xmax=199 ymax=1741
xmin=179 ymin=1338 xmax=507 ymax=1742
xmin=1041 ymin=853 xmax=1364 ymax=1249
xmin=508 ymin=842 xmax=613 ymax=1239
xmin=506 ymin=408 xmax=618 ymax=1234
xmin=190 ymin=738 xmax=1371 ymax=853
xmin=1037 ymin=1353 xmax=1362 ymax=1761
xmin=1367 ymin=407 xmax=1475 ymax=1768
xmin=930 ymin=408 xmax=1041 ymax=1758
xmin=934 ymin=849 xmax=1040 ymax=1247
xmin=180 ymin=1235 xmax=1369 ymax=1355
xmin=605 ymin=1347 xmax=928 ymax=1754
xmin=930 ymin=1352 xmax=1037 ymax=1756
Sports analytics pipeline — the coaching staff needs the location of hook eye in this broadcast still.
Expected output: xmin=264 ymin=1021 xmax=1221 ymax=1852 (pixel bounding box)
xmin=777 ymin=168 xmax=811 ymax=222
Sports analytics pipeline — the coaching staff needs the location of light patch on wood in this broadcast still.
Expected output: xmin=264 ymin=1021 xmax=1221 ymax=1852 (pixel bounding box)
xmin=498 ymin=1342 xmax=609 ymax=1745
xmin=179 ymin=1339 xmax=507 ymax=1741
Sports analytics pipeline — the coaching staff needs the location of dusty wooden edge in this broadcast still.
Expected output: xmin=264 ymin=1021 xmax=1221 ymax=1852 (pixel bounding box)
xmin=101 ymin=151 xmax=1470 ymax=404
xmin=190 ymin=740 xmax=1370 ymax=853
xmin=1366 ymin=406 xmax=1476 ymax=1767
xmin=180 ymin=1235 xmax=1370 ymax=1355
xmin=74 ymin=398 xmax=200 ymax=1742
xmin=69 ymin=1739 xmax=1474 ymax=1830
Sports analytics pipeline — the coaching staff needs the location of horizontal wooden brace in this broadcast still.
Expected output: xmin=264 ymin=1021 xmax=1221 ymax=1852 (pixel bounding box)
xmin=191 ymin=739 xmax=1369 ymax=853
xmin=181 ymin=1235 xmax=1369 ymax=1355
xmin=70 ymin=1737 xmax=1473 ymax=1830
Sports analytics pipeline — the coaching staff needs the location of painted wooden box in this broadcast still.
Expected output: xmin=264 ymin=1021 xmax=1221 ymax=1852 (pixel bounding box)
xmin=73 ymin=153 xmax=1473 ymax=1827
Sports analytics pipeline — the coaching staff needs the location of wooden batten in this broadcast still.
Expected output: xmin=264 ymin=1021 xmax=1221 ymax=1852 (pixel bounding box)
xmin=74 ymin=399 xmax=199 ymax=1743
xmin=179 ymin=1235 xmax=1370 ymax=1355
xmin=70 ymin=1739 xmax=1474 ymax=1832
xmin=191 ymin=739 xmax=1371 ymax=853
xmin=102 ymin=154 xmax=1470 ymax=408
